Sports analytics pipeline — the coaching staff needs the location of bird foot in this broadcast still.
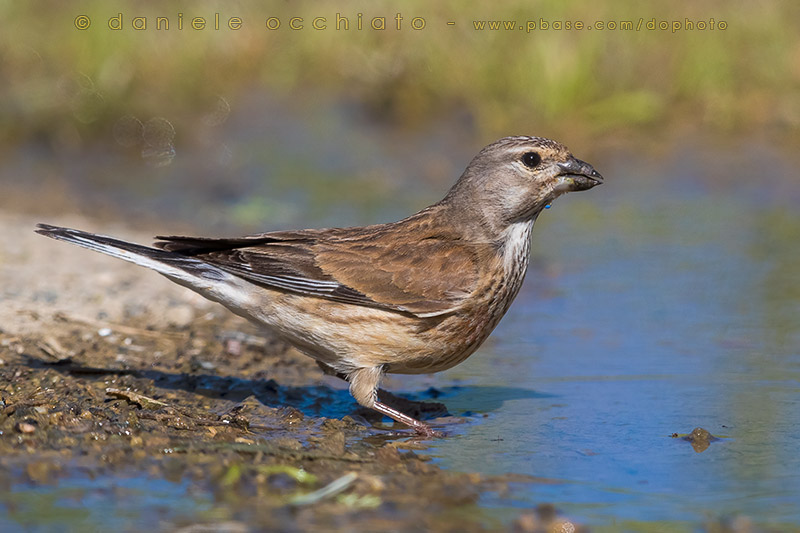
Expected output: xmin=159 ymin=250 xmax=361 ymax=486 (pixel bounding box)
xmin=373 ymin=400 xmax=442 ymax=438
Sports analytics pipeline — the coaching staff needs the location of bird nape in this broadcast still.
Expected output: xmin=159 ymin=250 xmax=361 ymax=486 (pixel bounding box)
xmin=36 ymin=136 xmax=603 ymax=437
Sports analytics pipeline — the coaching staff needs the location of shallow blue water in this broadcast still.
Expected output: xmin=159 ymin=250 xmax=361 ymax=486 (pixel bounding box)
xmin=0 ymin=476 xmax=210 ymax=532
xmin=428 ymin=152 xmax=800 ymax=525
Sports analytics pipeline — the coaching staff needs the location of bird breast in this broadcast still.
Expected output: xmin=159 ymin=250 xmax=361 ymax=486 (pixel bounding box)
xmin=387 ymin=219 xmax=535 ymax=374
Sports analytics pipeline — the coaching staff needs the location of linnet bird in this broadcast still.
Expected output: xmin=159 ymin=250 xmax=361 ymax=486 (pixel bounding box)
xmin=36 ymin=136 xmax=603 ymax=436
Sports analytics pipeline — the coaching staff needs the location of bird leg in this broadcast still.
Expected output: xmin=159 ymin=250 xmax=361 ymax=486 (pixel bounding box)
xmin=372 ymin=400 xmax=437 ymax=437
xmin=348 ymin=366 xmax=437 ymax=437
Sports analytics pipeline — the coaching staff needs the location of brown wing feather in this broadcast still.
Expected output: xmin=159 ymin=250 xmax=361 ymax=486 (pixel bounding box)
xmin=154 ymin=216 xmax=492 ymax=317
xmin=314 ymin=234 xmax=486 ymax=315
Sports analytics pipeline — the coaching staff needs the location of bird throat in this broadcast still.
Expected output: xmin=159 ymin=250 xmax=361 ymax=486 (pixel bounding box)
xmin=500 ymin=219 xmax=534 ymax=298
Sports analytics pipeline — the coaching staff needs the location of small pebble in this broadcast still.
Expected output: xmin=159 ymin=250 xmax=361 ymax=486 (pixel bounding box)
xmin=225 ymin=338 xmax=243 ymax=356
xmin=165 ymin=304 xmax=194 ymax=327
xmin=16 ymin=421 xmax=38 ymax=434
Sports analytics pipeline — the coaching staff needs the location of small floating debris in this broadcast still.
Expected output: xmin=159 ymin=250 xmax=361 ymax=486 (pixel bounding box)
xmin=671 ymin=427 xmax=721 ymax=453
xmin=106 ymin=388 xmax=169 ymax=410
xmin=289 ymin=472 xmax=358 ymax=506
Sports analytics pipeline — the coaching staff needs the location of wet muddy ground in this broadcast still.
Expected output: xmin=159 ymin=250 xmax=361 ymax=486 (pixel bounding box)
xmin=0 ymin=210 xmax=582 ymax=532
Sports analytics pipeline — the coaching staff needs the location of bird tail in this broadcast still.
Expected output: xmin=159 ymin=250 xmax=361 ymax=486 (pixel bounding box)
xmin=34 ymin=223 xmax=235 ymax=289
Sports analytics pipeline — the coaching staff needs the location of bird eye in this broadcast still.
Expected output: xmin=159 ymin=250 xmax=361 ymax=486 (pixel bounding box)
xmin=522 ymin=152 xmax=541 ymax=169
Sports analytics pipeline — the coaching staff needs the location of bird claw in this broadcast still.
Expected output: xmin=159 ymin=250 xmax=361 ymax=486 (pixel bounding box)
xmin=413 ymin=426 xmax=443 ymax=439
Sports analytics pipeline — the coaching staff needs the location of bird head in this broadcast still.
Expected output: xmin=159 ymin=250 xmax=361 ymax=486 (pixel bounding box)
xmin=443 ymin=136 xmax=603 ymax=234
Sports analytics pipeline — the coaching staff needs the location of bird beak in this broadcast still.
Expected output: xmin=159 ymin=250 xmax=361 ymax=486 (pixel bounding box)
xmin=556 ymin=157 xmax=604 ymax=192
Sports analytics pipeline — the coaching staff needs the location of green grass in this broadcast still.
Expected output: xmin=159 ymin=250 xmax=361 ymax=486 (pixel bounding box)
xmin=1 ymin=0 xmax=798 ymax=147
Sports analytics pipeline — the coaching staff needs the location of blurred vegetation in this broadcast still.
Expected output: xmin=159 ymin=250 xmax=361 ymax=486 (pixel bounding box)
xmin=1 ymin=0 xmax=799 ymax=151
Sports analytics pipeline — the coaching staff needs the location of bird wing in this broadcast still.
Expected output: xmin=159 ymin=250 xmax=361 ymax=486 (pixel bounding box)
xmin=155 ymin=226 xmax=489 ymax=318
